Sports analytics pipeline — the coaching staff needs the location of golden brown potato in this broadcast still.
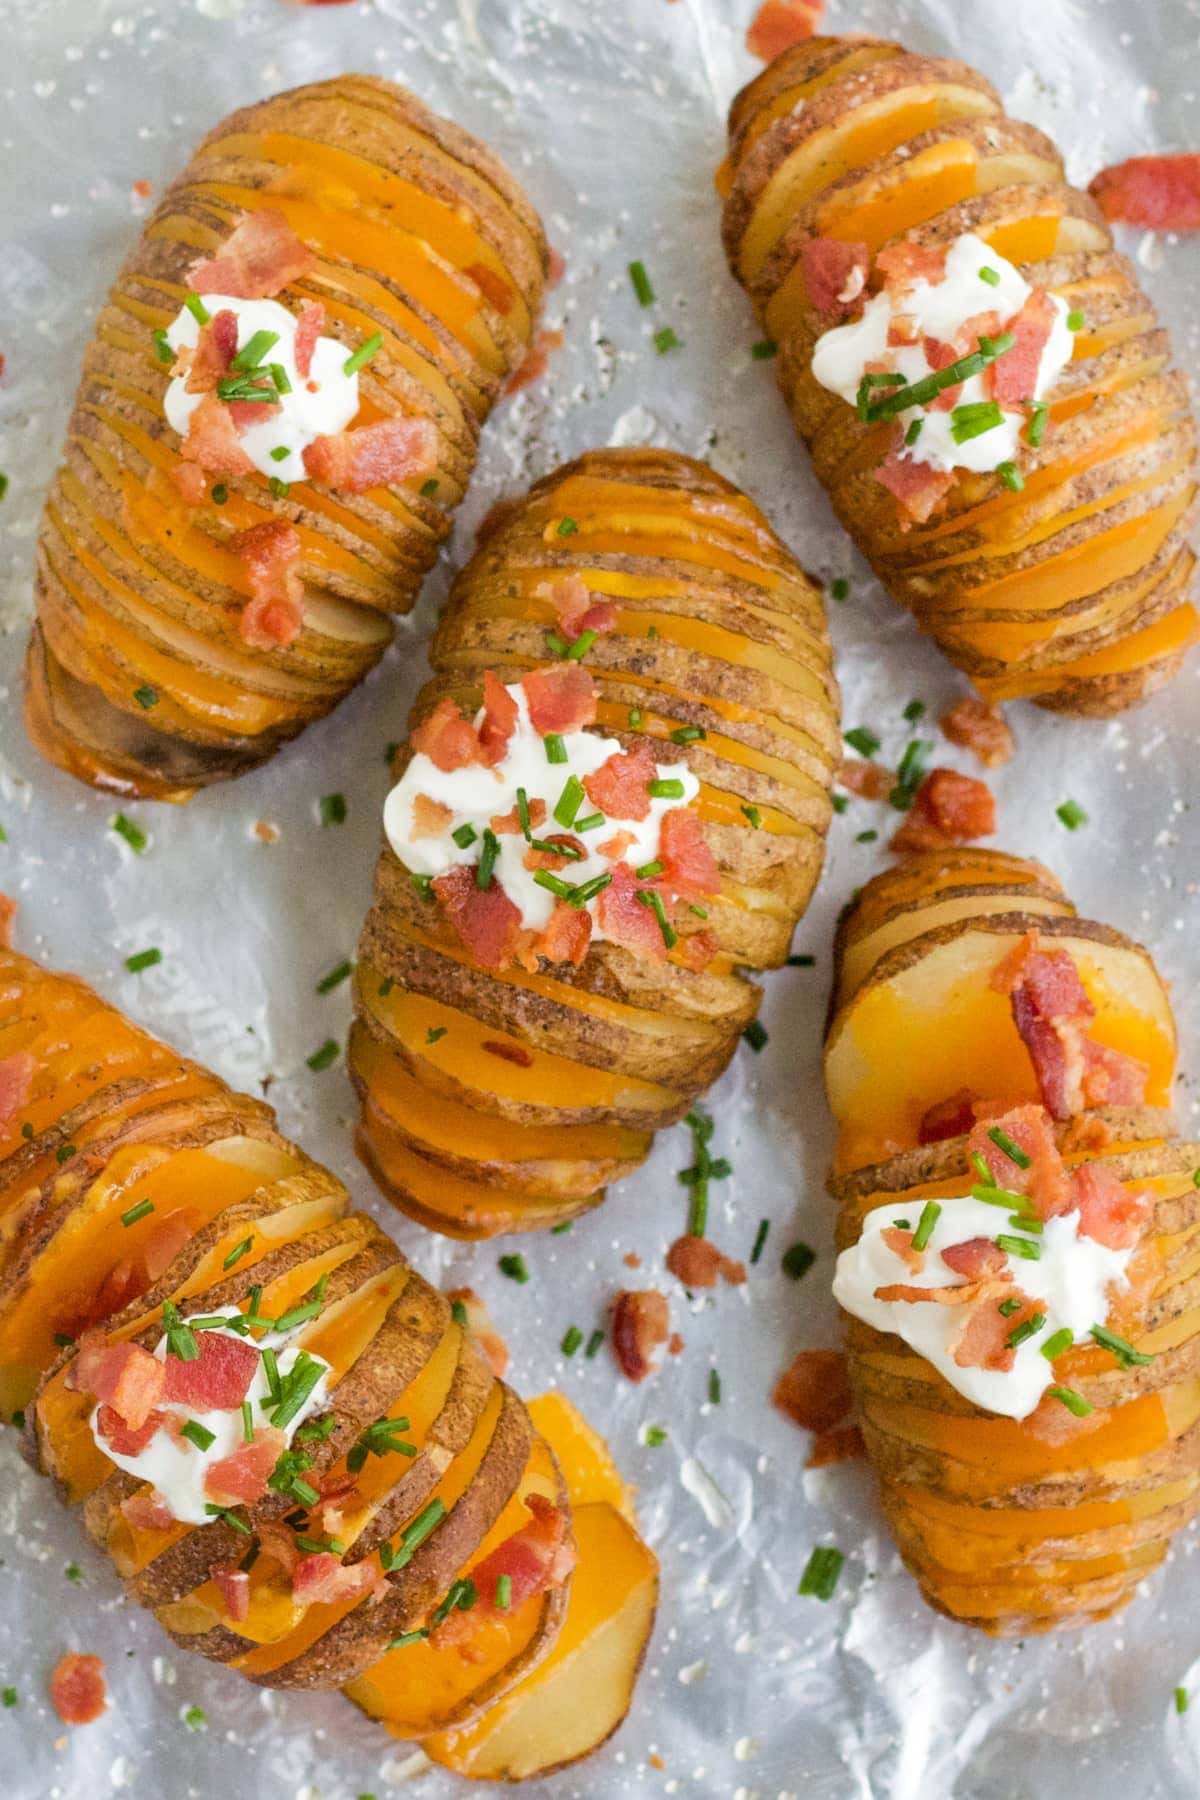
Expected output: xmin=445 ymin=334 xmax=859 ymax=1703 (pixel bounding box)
xmin=353 ymin=447 xmax=840 ymax=1237
xmin=26 ymin=76 xmax=547 ymax=799
xmin=720 ymin=37 xmax=1199 ymax=715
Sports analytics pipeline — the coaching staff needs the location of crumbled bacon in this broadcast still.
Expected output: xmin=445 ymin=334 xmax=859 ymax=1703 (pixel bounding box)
xmin=0 ymin=1050 xmax=34 ymax=1138
xmin=257 ymin=1520 xmax=301 ymax=1574
xmin=431 ymin=1496 xmax=575 ymax=1648
xmin=992 ymin=932 xmax=1145 ymax=1120
xmin=597 ymin=829 xmax=636 ymax=860
xmin=801 ymin=237 xmax=869 ymax=316
xmin=120 ymin=1488 xmax=174 ymax=1533
xmin=874 ymin=445 xmax=955 ymax=526
xmin=890 ymin=768 xmax=995 ymax=852
xmin=807 ymin=1424 xmax=865 ymax=1468
xmin=171 ymin=462 xmax=210 ymax=506
xmin=226 ymin=388 xmax=280 ymax=431
xmin=583 ymin=740 xmax=656 ymax=823
xmin=951 ymin=1293 xmax=1040 ymax=1372
xmin=881 ymin=1226 xmax=925 ymax=1274
xmin=0 ymin=893 xmax=16 ymax=947
xmin=746 ymin=0 xmax=823 ymax=58
xmin=940 ymin=697 xmax=1014 ymax=768
xmin=162 ymin=1330 xmax=260 ymax=1411
xmin=521 ymin=663 xmax=596 ymax=736
xmin=492 ymin=796 xmax=546 ymax=835
xmin=989 ymin=288 xmax=1058 ymax=408
xmin=665 ymin=1234 xmax=746 ymax=1290
xmin=505 ymin=329 xmax=564 ymax=394
xmin=611 ymin=1288 xmax=669 ymax=1383
xmin=1071 ymin=1163 xmax=1151 ymax=1251
xmin=547 ymin=247 xmax=566 ymax=288
xmin=232 ymin=520 xmax=304 ymax=651
xmin=433 ymin=863 xmax=525 ymax=971
xmin=918 ymin=1088 xmax=979 ymax=1143
xmin=413 ymin=698 xmax=484 ymax=773
xmin=940 ymin=1237 xmax=1007 ymax=1280
xmin=179 ymin=392 xmax=256 ymax=477
xmin=411 ymin=794 xmax=454 ymax=839
xmin=292 ymin=1552 xmax=386 ymax=1608
xmin=1088 ymin=153 xmax=1200 ymax=231
xmin=965 ymin=1103 xmax=1074 ymax=1220
xmin=203 ymin=1426 xmax=286 ymax=1508
xmin=214 ymin=1566 xmax=251 ymax=1624
xmin=536 ymin=901 xmax=592 ymax=968
xmin=480 ymin=1039 xmax=534 ymax=1068
xmin=875 ymin=241 xmax=948 ymax=297
xmin=479 ymin=670 xmax=519 ymax=766
xmin=538 ymin=573 xmax=617 ymax=639
xmin=772 ymin=1349 xmax=852 ymax=1435
xmin=659 ymin=807 xmax=719 ymax=900
xmin=675 ymin=928 xmax=719 ymax=971
xmin=67 ymin=1339 xmax=165 ymax=1431
xmin=184 ymin=309 xmax=238 ymax=394
xmin=303 ymin=417 xmax=438 ymax=493
xmin=1082 ymin=1039 xmax=1149 ymax=1107
xmin=97 ymin=1403 xmax=164 ymax=1458
xmin=49 ymin=1653 xmax=107 ymax=1726
xmin=596 ymin=863 xmax=669 ymax=960
xmin=446 ymin=1286 xmax=509 ymax=1378
xmin=190 ymin=210 xmax=315 ymax=299
xmin=837 ymin=757 xmax=894 ymax=800
xmin=523 ymin=832 xmax=584 ymax=873
xmin=874 ymin=1275 xmax=1012 ymax=1308
xmin=293 ymin=300 xmax=326 ymax=380
xmin=464 ymin=261 xmax=515 ymax=315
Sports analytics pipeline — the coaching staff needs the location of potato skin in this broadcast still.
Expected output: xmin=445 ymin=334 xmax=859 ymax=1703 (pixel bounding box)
xmin=721 ymin=36 xmax=1199 ymax=714
xmin=824 ymin=854 xmax=1200 ymax=1636
xmin=353 ymin=447 xmax=839 ymax=1237
xmin=25 ymin=75 xmax=547 ymax=800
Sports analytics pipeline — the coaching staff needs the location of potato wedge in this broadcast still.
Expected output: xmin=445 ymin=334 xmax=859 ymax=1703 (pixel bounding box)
xmin=721 ymin=36 xmax=1199 ymax=714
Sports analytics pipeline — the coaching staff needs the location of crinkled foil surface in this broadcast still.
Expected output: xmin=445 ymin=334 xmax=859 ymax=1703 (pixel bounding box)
xmin=1 ymin=0 xmax=1199 ymax=1795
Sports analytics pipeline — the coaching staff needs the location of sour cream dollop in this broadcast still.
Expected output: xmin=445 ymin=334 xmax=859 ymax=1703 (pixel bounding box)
xmin=833 ymin=1196 xmax=1133 ymax=1419
xmin=384 ymin=683 xmax=699 ymax=938
xmin=811 ymin=232 xmax=1075 ymax=477
xmin=164 ymin=296 xmax=360 ymax=485
xmin=94 ymin=1311 xmax=331 ymax=1525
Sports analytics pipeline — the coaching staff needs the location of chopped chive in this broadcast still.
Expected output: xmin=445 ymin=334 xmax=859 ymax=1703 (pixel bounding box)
xmin=295 ymin=1412 xmax=337 ymax=1444
xmin=997 ymin=1297 xmax=1022 ymax=1318
xmin=865 ymin=333 xmax=1014 ymax=420
xmin=1005 ymin=1311 xmax=1047 ymax=1350
xmin=343 ymin=332 xmax=384 ymax=375
xmin=585 ymin=1329 xmax=605 ymax=1358
xmin=1177 ymin=1687 xmax=1189 ymax=1715
xmin=111 ymin=812 xmax=148 ymax=854
xmin=495 ymin=1573 xmax=513 ymax=1610
xmin=1056 ymin=799 xmax=1088 ymax=831
xmin=0 ymin=1687 xmax=15 ymax=1708
xmin=832 ymin=794 xmax=848 ymax=814
xmin=978 ymin=265 xmax=1001 ymax=286
xmin=553 ymin=775 xmax=585 ymax=828
xmin=544 ymin=733 xmax=568 ymax=765
xmin=387 ymin=1497 xmax=446 ymax=1570
xmin=628 ymin=708 xmax=643 ymax=729
xmin=950 ymin=400 xmax=1004 ymax=444
xmin=269 ymin=477 xmax=290 ymax=499
xmin=125 ymin=947 xmax=162 ymax=973
xmin=320 ymin=793 xmax=347 ymax=827
xmin=451 ymin=822 xmax=478 ymax=850
xmin=556 ymin=516 xmax=578 ymax=537
xmin=628 ymin=261 xmax=655 ymax=307
xmin=636 ymin=887 xmax=677 ymax=949
xmin=743 ymin=1019 xmax=768 ymax=1052
xmin=162 ymin=1299 xmax=199 ymax=1363
xmin=550 ymin=1220 xmax=573 ymax=1235
xmin=267 ymin=1356 xmax=327 ymax=1431
xmin=211 ymin=483 xmax=228 ymax=504
xmin=64 ymin=1563 xmax=81 ymax=1583
xmin=1090 ymin=1324 xmax=1153 ymax=1368
xmin=647 ymin=778 xmax=685 ymax=799
xmin=751 ymin=339 xmax=777 ymax=360
xmin=911 ymin=1201 xmax=941 ymax=1252
xmin=844 ymin=726 xmax=880 ymax=757
xmin=635 ymin=859 xmax=664 ymax=881
xmin=750 ymin=1219 xmax=770 ymax=1265
xmin=1026 ymin=400 xmax=1050 ymax=446
xmin=566 ymin=629 xmax=597 ymax=661
xmin=567 ymin=872 xmax=612 ymax=907
xmin=231 ymin=329 xmax=280 ymax=372
xmin=316 ymin=960 xmax=352 ymax=994
xmin=997 ymin=460 xmax=1024 ymax=492
xmin=1047 ymin=1385 xmax=1091 ymax=1417
xmin=970 ymin=1183 xmax=1032 ymax=1211
xmin=830 ymin=577 xmax=850 ymax=602
xmin=133 ymin=684 xmax=158 ymax=709
xmin=476 ymin=827 xmax=500 ymax=890
xmin=516 ymin=787 xmax=532 ymax=838
xmin=242 ymin=1400 xmax=254 ymax=1443
xmin=1041 ymin=1327 xmax=1074 ymax=1360
xmin=798 ymin=1545 xmax=843 ymax=1601
xmin=499 ymin=1253 xmax=529 ymax=1284
xmin=996 ymin=1233 xmax=1041 ymax=1261
xmin=544 ymin=631 xmax=570 ymax=658
xmin=53 ymin=1332 xmax=75 ymax=1347
xmin=987 ymin=1126 xmax=1032 ymax=1170
xmin=183 ymin=292 xmax=211 ymax=325
xmin=1009 ymin=1213 xmax=1043 ymax=1234
xmin=180 ymin=1418 xmax=216 ymax=1452
xmin=855 ymin=829 xmax=878 ymax=844
xmin=644 ymin=1425 xmax=667 ymax=1447
xmin=561 ymin=1325 xmax=583 ymax=1357
xmin=152 ymin=327 xmax=173 ymax=364
xmin=653 ymin=326 xmax=681 ymax=354
xmin=903 ymin=417 xmax=925 ymax=447
xmin=388 ymin=1630 xmax=428 ymax=1650
xmin=420 ymin=478 xmax=440 ymax=498
xmin=742 ymin=804 xmax=762 ymax=828
xmin=269 ymin=444 xmax=290 ymax=463
xmin=183 ymin=1705 xmax=208 ymax=1730
xmin=670 ymin=725 xmax=706 ymax=745
xmin=120 ymin=1198 xmax=155 ymax=1228
xmin=534 ymin=870 xmax=574 ymax=900
xmin=410 ymin=873 xmax=434 ymax=902
xmin=1066 ymin=310 xmax=1085 ymax=332
xmin=782 ymin=1242 xmax=815 ymax=1281
xmin=216 ymin=375 xmax=278 ymax=404
xmin=426 ymin=1026 xmax=447 ymax=1045
xmin=708 ymin=1368 xmax=721 ymax=1405
xmin=306 ymin=1039 xmax=339 ymax=1072
xmin=56 ymin=1144 xmax=76 ymax=1165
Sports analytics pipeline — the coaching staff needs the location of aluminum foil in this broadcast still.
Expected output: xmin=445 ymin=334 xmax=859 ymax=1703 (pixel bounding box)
xmin=1 ymin=0 xmax=1199 ymax=1795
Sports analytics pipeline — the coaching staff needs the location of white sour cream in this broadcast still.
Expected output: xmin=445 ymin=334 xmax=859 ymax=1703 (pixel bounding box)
xmin=94 ymin=1311 xmax=331 ymax=1525
xmin=383 ymin=683 xmax=699 ymax=938
xmin=164 ymin=295 xmax=360 ymax=484
xmin=833 ymin=1196 xmax=1133 ymax=1420
xmin=811 ymin=232 xmax=1074 ymax=477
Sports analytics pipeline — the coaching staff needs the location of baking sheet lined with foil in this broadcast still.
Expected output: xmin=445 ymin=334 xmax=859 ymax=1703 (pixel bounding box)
xmin=1 ymin=0 xmax=1199 ymax=1796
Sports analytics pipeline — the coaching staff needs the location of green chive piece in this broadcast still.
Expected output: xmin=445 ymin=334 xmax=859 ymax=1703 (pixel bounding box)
xmin=134 ymin=684 xmax=158 ymax=709
xmin=751 ymin=339 xmax=777 ymax=360
xmin=987 ymin=1126 xmax=1032 ymax=1170
xmin=750 ymin=1219 xmax=770 ymax=1265
xmin=211 ymin=483 xmax=228 ymax=504
xmin=708 ymin=1368 xmax=721 ymax=1405
xmin=798 ymin=1545 xmax=844 ymax=1601
xmin=386 ymin=1497 xmax=446 ymax=1571
xmin=865 ymin=333 xmax=1014 ymax=421
xmin=1026 ymin=400 xmax=1050 ymax=447
xmin=743 ymin=1019 xmax=768 ymax=1053
xmin=567 ymin=872 xmax=612 ymax=907
xmin=1090 ymin=1324 xmax=1153 ymax=1368
xmin=544 ymin=733 xmax=568 ymax=765
xmin=997 ymin=460 xmax=1024 ymax=492
xmin=343 ymin=332 xmax=384 ymax=375
xmin=56 ymin=1145 xmax=76 ymax=1165
xmin=120 ymin=1198 xmax=155 ymax=1228
xmin=644 ymin=1425 xmax=667 ymax=1447
xmin=125 ymin=948 xmax=162 ymax=974
xmin=269 ymin=477 xmax=290 ymax=499
xmin=904 ymin=417 xmax=924 ymax=447
xmin=556 ymin=516 xmax=578 ymax=537
xmin=180 ymin=1419 xmax=216 ymax=1452
xmin=231 ymin=329 xmax=280 ymax=372
xmin=320 ymin=793 xmax=347 ymax=827
xmin=515 ymin=788 xmax=532 ymax=838
xmin=152 ymin=328 xmax=173 ymax=364
xmin=782 ymin=1242 xmax=815 ymax=1281
xmin=653 ymin=326 xmax=681 ymax=354
xmin=903 ymin=700 xmax=926 ymax=723
xmin=387 ymin=1630 xmax=429 ymax=1650
xmin=1056 ymin=799 xmax=1088 ymax=831
xmin=561 ymin=1325 xmax=583 ymax=1357
xmin=499 ymin=1253 xmax=529 ymax=1284
xmin=830 ymin=577 xmax=850 ymax=602
xmin=628 ymin=261 xmax=655 ymax=307
xmin=554 ymin=775 xmax=585 ymax=829
xmin=426 ymin=1026 xmax=447 ymax=1045
xmin=476 ymin=827 xmax=500 ymax=890
xmin=1041 ymin=1327 xmax=1074 ymax=1361
xmin=64 ymin=1563 xmax=81 ymax=1583
xmin=224 ymin=1237 xmax=254 ymax=1270
xmin=269 ymin=445 xmax=290 ymax=463
xmin=1067 ymin=310 xmax=1085 ymax=332
xmin=787 ymin=954 xmax=815 ymax=970
xmin=269 ymin=363 xmax=292 ymax=396
xmin=306 ymin=1039 xmax=339 ymax=1072
xmin=451 ymin=822 xmax=478 ymax=850
xmin=544 ymin=630 xmax=570 ymax=658
xmin=550 ymin=1220 xmax=572 ymax=1235
xmin=1176 ymin=1687 xmax=1189 ymax=1715
xmin=997 ymin=1233 xmax=1041 ymax=1262
xmin=997 ymin=1297 xmax=1022 ymax=1318
xmin=628 ymin=708 xmax=643 ymax=728
xmin=1047 ymin=1385 xmax=1091 ymax=1417
xmin=950 ymin=400 xmax=1004 ymax=444
xmin=911 ymin=1201 xmax=941 ymax=1252
xmin=635 ymin=859 xmax=665 ymax=881
xmin=647 ymin=778 xmax=685 ymax=799
xmin=111 ymin=812 xmax=148 ymax=854
xmin=832 ymin=794 xmax=848 ymax=814
xmin=495 ymin=1573 xmax=513 ymax=1610
xmin=533 ymin=869 xmax=574 ymax=900
xmin=420 ymin=478 xmax=440 ymax=498
xmin=316 ymin=960 xmax=353 ymax=994
xmin=670 ymin=725 xmax=706 ymax=745
xmin=978 ymin=266 xmax=1002 ymax=286
xmin=566 ymin=629 xmax=597 ymax=662
xmin=242 ymin=1400 xmax=254 ymax=1443
xmin=183 ymin=293 xmax=211 ymax=326
xmin=585 ymin=1329 xmax=605 ymax=1358
xmin=162 ymin=1299 xmax=200 ymax=1363
xmin=742 ymin=804 xmax=762 ymax=828
xmin=855 ymin=829 xmax=878 ymax=844
xmin=636 ymin=887 xmax=677 ymax=949
xmin=844 ymin=726 xmax=881 ymax=757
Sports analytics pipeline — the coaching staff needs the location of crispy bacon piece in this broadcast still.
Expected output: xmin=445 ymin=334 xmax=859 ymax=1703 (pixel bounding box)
xmin=940 ymin=696 xmax=1014 ymax=768
xmin=226 ymin=387 xmax=280 ymax=431
xmin=190 ymin=209 xmax=315 ymax=299
xmin=257 ymin=1520 xmax=301 ymax=1574
xmin=547 ymin=246 xmax=566 ymax=287
xmin=120 ymin=1488 xmax=174 ymax=1532
xmin=665 ymin=1234 xmax=746 ymax=1290
xmin=481 ymin=1039 xmax=533 ymax=1067
xmin=890 ymin=768 xmax=995 ymax=852
xmin=162 ymin=1330 xmax=260 ymax=1411
xmin=184 ymin=309 xmax=238 ymax=394
xmin=505 ymin=328 xmax=564 ymax=394
xmin=303 ymin=417 xmax=438 ymax=494
xmin=233 ymin=520 xmax=304 ymax=651
xmin=0 ymin=893 xmax=16 ymax=948
xmin=433 ymin=864 xmax=524 ymax=972
xmin=837 ymin=757 xmax=893 ymax=800
xmin=807 ymin=1423 xmax=865 ymax=1468
xmin=800 ymin=236 xmax=869 ymax=316
xmin=874 ymin=445 xmax=955 ymax=526
xmin=172 ymin=462 xmax=210 ymax=506
xmin=992 ymin=932 xmax=1137 ymax=1120
xmin=596 ymin=863 xmax=669 ymax=961
xmin=465 ymin=260 xmax=515 ymax=315
xmin=1023 ymin=1388 xmax=1107 ymax=1446
xmin=203 ymin=1426 xmax=286 ymax=1508
xmin=413 ymin=698 xmax=483 ymax=773
xmin=293 ymin=300 xmax=325 ymax=380
xmin=292 ymin=1552 xmax=386 ymax=1608
xmin=214 ymin=1566 xmax=251 ymax=1624
xmin=772 ymin=1349 xmax=852 ymax=1435
xmin=49 ymin=1653 xmax=107 ymax=1726
xmin=539 ymin=573 xmax=617 ymax=639
xmin=522 ymin=664 xmax=596 ymax=736
xmin=675 ymin=928 xmax=719 ymax=972
xmin=876 ymin=240 xmax=948 ymax=297
xmin=746 ymin=0 xmax=823 ymax=58
xmin=479 ymin=669 xmax=519 ymax=767
xmin=1072 ymin=1163 xmax=1151 ymax=1251
xmin=96 ymin=1403 xmax=165 ymax=1458
xmin=179 ymin=392 xmax=256 ymax=477
xmin=1081 ymin=1039 xmax=1149 ymax=1107
xmin=659 ymin=807 xmax=719 ymax=900
xmin=1088 ymin=153 xmax=1200 ymax=231
xmin=989 ymin=288 xmax=1058 ymax=408
xmin=141 ymin=1214 xmax=193 ymax=1283
xmin=918 ymin=1088 xmax=979 ymax=1144
xmin=965 ymin=1103 xmax=1074 ymax=1220
xmin=951 ymin=1293 xmax=1040 ymax=1372
xmin=67 ymin=1338 xmax=165 ymax=1430
xmin=881 ymin=1226 xmax=925 ymax=1274
xmin=410 ymin=794 xmax=454 ymax=839
xmin=597 ymin=829 xmax=635 ymax=860
xmin=0 ymin=1050 xmax=34 ymax=1138
xmin=446 ymin=1286 xmax=509 ymax=1378
xmin=941 ymin=1237 xmax=1008 ymax=1280
xmin=611 ymin=1288 xmax=669 ymax=1383
xmin=583 ymin=740 xmax=656 ymax=823
xmin=536 ymin=901 xmax=592 ymax=968
xmin=492 ymin=797 xmax=546 ymax=835
xmin=523 ymin=832 xmax=584 ymax=873
xmin=874 ymin=1275 xmax=1012 ymax=1308
xmin=431 ymin=1495 xmax=575 ymax=1649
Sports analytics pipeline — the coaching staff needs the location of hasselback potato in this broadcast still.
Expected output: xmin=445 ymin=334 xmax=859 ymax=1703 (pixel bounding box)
xmin=0 ymin=937 xmax=655 ymax=1772
xmin=720 ymin=36 xmax=1199 ymax=715
xmin=825 ymin=849 xmax=1200 ymax=1635
xmin=353 ymin=447 xmax=839 ymax=1237
xmin=26 ymin=76 xmax=546 ymax=799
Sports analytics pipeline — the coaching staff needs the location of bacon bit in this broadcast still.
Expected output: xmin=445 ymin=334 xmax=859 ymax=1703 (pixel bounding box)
xmin=539 ymin=573 xmax=618 ymax=639
xmin=941 ymin=1237 xmax=1008 ymax=1281
xmin=0 ymin=1050 xmax=34 ymax=1139
xmin=547 ymin=247 xmax=566 ymax=288
xmin=480 ymin=1039 xmax=534 ymax=1068
xmin=940 ymin=697 xmax=1014 ymax=768
xmin=254 ymin=819 xmax=280 ymax=844
xmin=989 ymin=288 xmax=1058 ymax=408
xmin=837 ymin=757 xmax=893 ymax=801
xmin=875 ymin=445 xmax=955 ymax=526
xmin=163 ymin=1330 xmax=260 ymax=1411
xmin=190 ymin=210 xmax=315 ymax=300
xmin=120 ymin=1488 xmax=174 ymax=1532
xmin=479 ymin=669 xmax=519 ymax=767
xmin=132 ymin=178 xmax=154 ymax=200
xmin=746 ymin=0 xmax=824 ymax=61
xmin=446 ymin=1286 xmax=509 ymax=1378
xmin=171 ymin=462 xmax=210 ymax=506
xmin=881 ymin=1226 xmax=925 ymax=1274
xmin=180 ymin=392 xmax=256 ymax=477
xmin=522 ymin=663 xmax=597 ymax=736
xmin=49 ymin=1653 xmax=107 ymax=1726
xmin=524 ymin=832 xmax=585 ymax=873
xmin=597 ymin=830 xmax=635 ymax=860
xmin=226 ymin=389 xmax=279 ymax=431
xmin=293 ymin=300 xmax=326 ymax=380
xmin=1081 ymin=1039 xmax=1149 ymax=1107
xmin=772 ymin=1349 xmax=852 ymax=1434
xmin=96 ymin=1403 xmax=164 ymax=1457
xmin=965 ymin=1104 xmax=1074 ymax=1220
xmin=1088 ymin=153 xmax=1200 ymax=231
xmin=668 ymin=1331 xmax=685 ymax=1355
xmin=649 ymin=1755 xmax=667 ymax=1772
xmin=233 ymin=520 xmax=304 ymax=651
xmin=492 ymin=797 xmax=546 ymax=836
xmin=505 ymin=329 xmax=564 ymax=395
xmin=184 ymin=309 xmax=238 ymax=394
xmin=887 ymin=312 xmax=921 ymax=347
xmin=410 ymin=794 xmax=454 ymax=839
xmin=995 ymin=934 xmax=1112 ymax=1120
xmin=204 ymin=1426 xmax=286 ymax=1508
xmin=0 ymin=893 xmax=15 ymax=948
xmin=611 ymin=1289 xmax=669 ymax=1383
xmin=67 ymin=1339 xmax=165 ymax=1430
xmin=536 ymin=901 xmax=592 ymax=968
xmin=1023 ymin=1388 xmax=1106 ymax=1446
xmin=801 ymin=237 xmax=869 ymax=317
xmin=675 ymin=929 xmax=719 ymax=972
xmin=659 ymin=807 xmax=719 ymax=900
xmin=890 ymin=768 xmax=995 ymax=852
xmin=807 ymin=1423 xmax=865 ymax=1468
xmin=874 ymin=1275 xmax=1013 ymax=1308
xmin=303 ymin=416 xmax=438 ymax=494
xmin=623 ymin=1252 xmax=642 ymax=1269
xmin=257 ymin=1520 xmax=301 ymax=1574
xmin=951 ymin=1293 xmax=1040 ymax=1372
xmin=1072 ymin=1164 xmax=1151 ymax=1251
xmin=918 ymin=1088 xmax=979 ymax=1144
xmin=140 ymin=1214 xmax=193 ymax=1284
xmin=432 ymin=1496 xmax=574 ymax=1649
xmin=465 ymin=261 xmax=515 ymax=315
xmin=597 ymin=862 xmax=669 ymax=961
xmin=875 ymin=241 xmax=948 ymax=297
xmin=214 ymin=1566 xmax=250 ymax=1624
xmin=292 ymin=1552 xmax=386 ymax=1608
xmin=433 ymin=863 xmax=524 ymax=971
xmin=584 ymin=741 xmax=657 ymax=823
xmin=413 ymin=697 xmax=484 ymax=773
xmin=665 ymin=1234 xmax=747 ymax=1289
